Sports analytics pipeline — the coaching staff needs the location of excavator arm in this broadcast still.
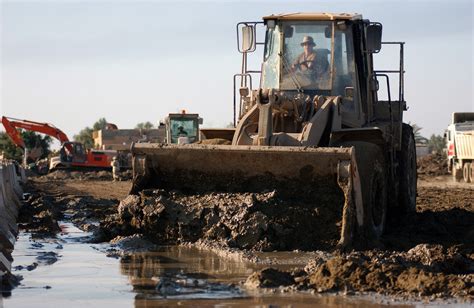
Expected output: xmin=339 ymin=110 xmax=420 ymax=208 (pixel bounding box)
xmin=1 ymin=116 xmax=71 ymax=150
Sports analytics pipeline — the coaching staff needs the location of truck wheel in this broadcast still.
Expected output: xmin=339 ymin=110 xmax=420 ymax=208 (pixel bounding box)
xmin=453 ymin=166 xmax=463 ymax=182
xmin=351 ymin=142 xmax=388 ymax=240
xmin=471 ymin=164 xmax=474 ymax=184
xmin=399 ymin=124 xmax=417 ymax=214
xmin=463 ymin=163 xmax=472 ymax=183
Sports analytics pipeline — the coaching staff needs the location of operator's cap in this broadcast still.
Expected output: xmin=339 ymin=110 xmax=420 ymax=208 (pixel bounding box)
xmin=300 ymin=36 xmax=316 ymax=46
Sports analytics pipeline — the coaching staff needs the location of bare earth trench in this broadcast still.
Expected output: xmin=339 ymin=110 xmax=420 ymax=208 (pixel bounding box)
xmin=8 ymin=169 xmax=474 ymax=304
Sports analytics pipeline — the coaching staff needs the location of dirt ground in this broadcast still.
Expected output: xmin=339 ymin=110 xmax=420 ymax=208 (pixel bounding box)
xmin=19 ymin=169 xmax=474 ymax=301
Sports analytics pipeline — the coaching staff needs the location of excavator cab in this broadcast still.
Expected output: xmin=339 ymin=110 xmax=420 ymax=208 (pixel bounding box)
xmin=55 ymin=142 xmax=86 ymax=166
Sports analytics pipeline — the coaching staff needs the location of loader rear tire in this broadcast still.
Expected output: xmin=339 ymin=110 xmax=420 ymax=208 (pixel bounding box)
xmin=398 ymin=124 xmax=417 ymax=214
xmin=463 ymin=163 xmax=472 ymax=183
xmin=351 ymin=142 xmax=388 ymax=240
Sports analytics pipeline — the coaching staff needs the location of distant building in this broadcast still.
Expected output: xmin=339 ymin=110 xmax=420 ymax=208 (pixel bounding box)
xmin=416 ymin=144 xmax=430 ymax=157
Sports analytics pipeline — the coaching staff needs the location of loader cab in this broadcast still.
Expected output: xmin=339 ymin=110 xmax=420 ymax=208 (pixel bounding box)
xmin=236 ymin=14 xmax=388 ymax=130
xmin=260 ymin=17 xmax=376 ymax=127
xmin=165 ymin=113 xmax=202 ymax=144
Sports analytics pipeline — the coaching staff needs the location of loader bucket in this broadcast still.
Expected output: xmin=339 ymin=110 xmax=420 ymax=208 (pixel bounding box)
xmin=130 ymin=144 xmax=363 ymax=248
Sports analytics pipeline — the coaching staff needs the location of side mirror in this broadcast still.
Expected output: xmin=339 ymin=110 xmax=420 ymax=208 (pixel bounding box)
xmin=370 ymin=78 xmax=379 ymax=91
xmin=241 ymin=25 xmax=256 ymax=52
xmin=367 ymin=23 xmax=382 ymax=53
xmin=198 ymin=117 xmax=203 ymax=125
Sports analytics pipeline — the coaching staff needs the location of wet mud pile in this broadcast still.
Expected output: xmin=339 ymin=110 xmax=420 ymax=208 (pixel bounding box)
xmin=246 ymin=244 xmax=473 ymax=299
xmin=100 ymin=189 xmax=343 ymax=251
xmin=246 ymin=185 xmax=474 ymax=300
xmin=19 ymin=182 xmax=119 ymax=236
xmin=417 ymin=153 xmax=449 ymax=177
xmin=20 ymin=193 xmax=62 ymax=236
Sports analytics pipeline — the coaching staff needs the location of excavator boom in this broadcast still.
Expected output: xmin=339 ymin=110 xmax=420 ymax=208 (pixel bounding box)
xmin=1 ymin=116 xmax=70 ymax=148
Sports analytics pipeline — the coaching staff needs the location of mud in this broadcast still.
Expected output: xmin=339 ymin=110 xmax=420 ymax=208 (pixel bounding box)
xmin=12 ymin=174 xmax=474 ymax=303
xmin=242 ymin=184 xmax=474 ymax=300
xmin=19 ymin=183 xmax=119 ymax=237
xmin=245 ymin=244 xmax=473 ymax=299
xmin=101 ymin=189 xmax=343 ymax=251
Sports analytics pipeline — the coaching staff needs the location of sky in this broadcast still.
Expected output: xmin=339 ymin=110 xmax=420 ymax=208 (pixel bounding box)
xmin=1 ymin=0 xmax=473 ymax=147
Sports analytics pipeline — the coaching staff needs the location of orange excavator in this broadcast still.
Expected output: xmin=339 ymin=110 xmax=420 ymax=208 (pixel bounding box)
xmin=1 ymin=116 xmax=115 ymax=171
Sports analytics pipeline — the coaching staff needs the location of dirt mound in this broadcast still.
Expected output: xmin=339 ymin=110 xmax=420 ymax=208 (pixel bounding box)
xmin=100 ymin=189 xmax=343 ymax=251
xmin=417 ymin=154 xmax=449 ymax=176
xmin=246 ymin=244 xmax=473 ymax=299
xmin=306 ymin=245 xmax=473 ymax=297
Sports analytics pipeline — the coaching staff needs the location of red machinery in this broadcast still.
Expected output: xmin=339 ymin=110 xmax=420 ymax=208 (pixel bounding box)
xmin=1 ymin=116 xmax=114 ymax=170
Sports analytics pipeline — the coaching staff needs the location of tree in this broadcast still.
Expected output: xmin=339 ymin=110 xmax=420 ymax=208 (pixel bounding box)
xmin=73 ymin=118 xmax=109 ymax=149
xmin=409 ymin=122 xmax=428 ymax=144
xmin=0 ymin=131 xmax=52 ymax=163
xmin=427 ymin=134 xmax=446 ymax=155
xmin=135 ymin=121 xmax=155 ymax=130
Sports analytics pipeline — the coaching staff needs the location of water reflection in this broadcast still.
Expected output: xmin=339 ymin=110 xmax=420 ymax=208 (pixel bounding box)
xmin=118 ymin=246 xmax=415 ymax=307
xmin=119 ymin=246 xmax=256 ymax=302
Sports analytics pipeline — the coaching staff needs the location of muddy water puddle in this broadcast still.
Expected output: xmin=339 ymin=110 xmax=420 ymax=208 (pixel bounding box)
xmin=3 ymin=222 xmax=452 ymax=307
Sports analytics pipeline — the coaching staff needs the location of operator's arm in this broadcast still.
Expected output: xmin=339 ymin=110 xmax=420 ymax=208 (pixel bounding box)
xmin=291 ymin=54 xmax=303 ymax=70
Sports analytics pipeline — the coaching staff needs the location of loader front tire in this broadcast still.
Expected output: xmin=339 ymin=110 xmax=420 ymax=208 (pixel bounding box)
xmin=398 ymin=124 xmax=417 ymax=214
xmin=351 ymin=142 xmax=388 ymax=240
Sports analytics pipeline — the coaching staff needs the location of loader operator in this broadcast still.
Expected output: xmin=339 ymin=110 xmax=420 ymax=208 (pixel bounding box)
xmin=292 ymin=36 xmax=317 ymax=72
xmin=177 ymin=126 xmax=188 ymax=137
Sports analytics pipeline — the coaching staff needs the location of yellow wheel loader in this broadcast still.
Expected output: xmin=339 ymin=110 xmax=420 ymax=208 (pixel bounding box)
xmin=130 ymin=13 xmax=417 ymax=249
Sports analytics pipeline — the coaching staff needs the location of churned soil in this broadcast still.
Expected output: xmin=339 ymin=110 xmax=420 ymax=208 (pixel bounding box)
xmin=19 ymin=157 xmax=474 ymax=301
xmin=246 ymin=244 xmax=473 ymax=299
xmin=245 ymin=183 xmax=474 ymax=300
xmin=100 ymin=189 xmax=343 ymax=251
xmin=19 ymin=177 xmax=129 ymax=235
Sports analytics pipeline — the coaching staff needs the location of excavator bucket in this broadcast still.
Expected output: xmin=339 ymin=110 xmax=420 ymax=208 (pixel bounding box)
xmin=130 ymin=144 xmax=363 ymax=248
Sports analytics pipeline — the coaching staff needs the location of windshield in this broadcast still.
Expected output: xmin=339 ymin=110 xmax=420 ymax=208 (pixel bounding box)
xmin=169 ymin=118 xmax=198 ymax=143
xmin=281 ymin=21 xmax=332 ymax=90
xmin=261 ymin=20 xmax=357 ymax=100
